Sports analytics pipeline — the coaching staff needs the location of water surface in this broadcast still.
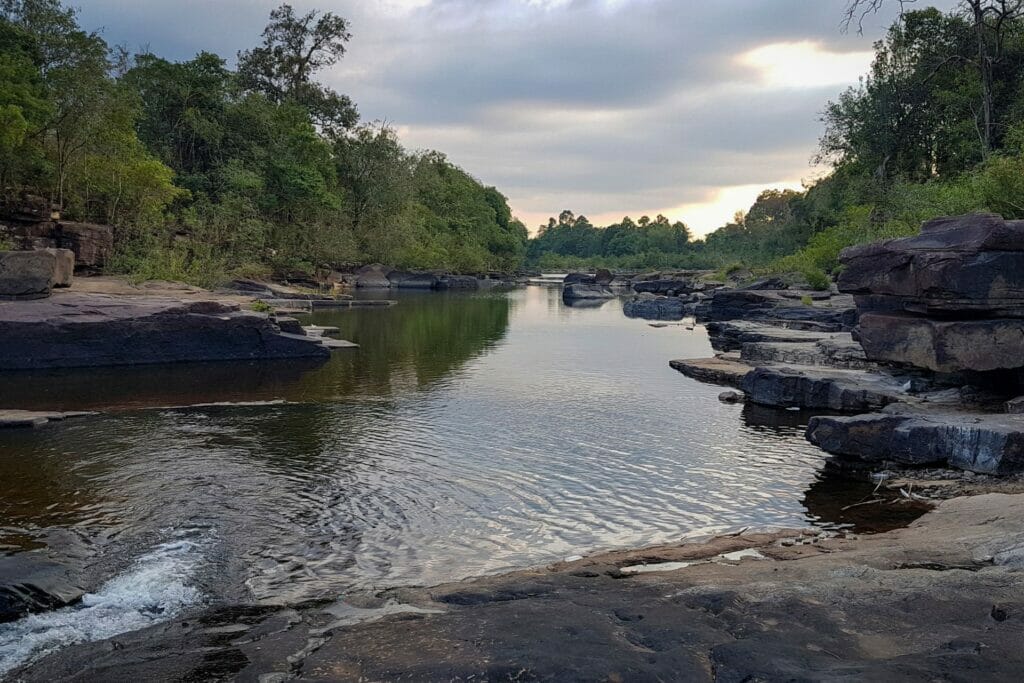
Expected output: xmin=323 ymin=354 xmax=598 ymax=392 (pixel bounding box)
xmin=0 ymin=286 xmax=853 ymax=673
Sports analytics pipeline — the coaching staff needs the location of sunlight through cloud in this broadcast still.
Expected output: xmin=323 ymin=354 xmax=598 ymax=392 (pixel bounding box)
xmin=738 ymin=41 xmax=873 ymax=89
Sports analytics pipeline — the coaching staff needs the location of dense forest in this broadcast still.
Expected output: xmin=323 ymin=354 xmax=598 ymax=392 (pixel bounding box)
xmin=528 ymin=2 xmax=1024 ymax=287
xmin=0 ymin=0 xmax=529 ymax=284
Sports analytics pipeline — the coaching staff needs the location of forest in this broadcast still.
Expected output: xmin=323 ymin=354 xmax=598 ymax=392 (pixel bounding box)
xmin=528 ymin=2 xmax=1024 ymax=286
xmin=0 ymin=0 xmax=529 ymax=284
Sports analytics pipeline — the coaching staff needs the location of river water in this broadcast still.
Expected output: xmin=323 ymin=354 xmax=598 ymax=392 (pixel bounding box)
xmin=0 ymin=285 xmax=881 ymax=674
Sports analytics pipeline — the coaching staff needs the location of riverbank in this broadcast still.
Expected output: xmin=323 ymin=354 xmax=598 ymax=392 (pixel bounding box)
xmin=13 ymin=489 xmax=1024 ymax=681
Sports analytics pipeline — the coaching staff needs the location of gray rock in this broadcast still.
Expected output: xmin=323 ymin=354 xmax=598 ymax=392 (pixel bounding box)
xmin=669 ymin=356 xmax=751 ymax=388
xmin=741 ymin=366 xmax=904 ymax=411
xmin=388 ymin=270 xmax=439 ymax=289
xmin=436 ymin=275 xmax=479 ymax=290
xmin=696 ymin=289 xmax=857 ymax=331
xmin=563 ymin=272 xmax=595 ymax=285
xmin=0 ymin=293 xmax=330 ymax=369
xmin=705 ymin=320 xmax=832 ymax=353
xmin=623 ymin=295 xmax=686 ymax=320
xmin=43 ymin=248 xmax=74 ymax=287
xmin=0 ymin=250 xmax=56 ymax=299
xmin=355 ymin=264 xmax=393 ymax=288
xmin=807 ymin=410 xmax=1024 ymax=474
xmin=562 ymin=283 xmax=613 ymax=300
xmin=593 ymin=268 xmax=614 ymax=285
xmin=718 ymin=390 xmax=743 ymax=403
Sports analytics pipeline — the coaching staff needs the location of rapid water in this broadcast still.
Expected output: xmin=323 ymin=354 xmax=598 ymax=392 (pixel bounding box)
xmin=0 ymin=285 xmax=873 ymax=673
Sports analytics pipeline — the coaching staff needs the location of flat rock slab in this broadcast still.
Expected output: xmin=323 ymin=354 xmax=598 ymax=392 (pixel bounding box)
xmin=0 ymin=292 xmax=330 ymax=370
xmin=741 ymin=365 xmax=905 ymax=411
xmin=670 ymin=357 xmax=751 ymax=388
xmin=808 ymin=409 xmax=1024 ymax=474
xmin=705 ymin=320 xmax=834 ymax=352
xmin=0 ymin=410 xmax=94 ymax=428
xmin=741 ymin=335 xmax=871 ymax=370
xmin=18 ymin=494 xmax=1024 ymax=682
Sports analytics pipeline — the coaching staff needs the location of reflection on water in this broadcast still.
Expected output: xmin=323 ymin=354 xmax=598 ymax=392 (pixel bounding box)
xmin=0 ymin=287 xmax=893 ymax=620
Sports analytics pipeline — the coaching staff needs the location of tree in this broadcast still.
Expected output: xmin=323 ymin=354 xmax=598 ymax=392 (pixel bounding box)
xmin=237 ymin=3 xmax=357 ymax=137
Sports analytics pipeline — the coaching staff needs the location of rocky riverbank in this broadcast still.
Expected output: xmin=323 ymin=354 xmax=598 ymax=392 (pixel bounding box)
xmin=672 ymin=213 xmax=1024 ymax=476
xmin=12 ymin=491 xmax=1024 ymax=681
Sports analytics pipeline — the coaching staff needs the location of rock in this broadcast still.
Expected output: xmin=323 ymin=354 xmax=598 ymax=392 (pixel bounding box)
xmin=856 ymin=312 xmax=1024 ymax=373
xmin=623 ymin=294 xmax=686 ymax=320
xmin=739 ymin=276 xmax=789 ymax=290
xmin=0 ymin=250 xmax=56 ymax=299
xmin=273 ymin=316 xmax=305 ymax=335
xmin=228 ymin=279 xmax=331 ymax=300
xmin=705 ymin=320 xmax=833 ymax=353
xmin=740 ymin=335 xmax=871 ymax=370
xmin=436 ymin=275 xmax=479 ymax=290
xmin=1007 ymin=397 xmax=1024 ymax=414
xmin=593 ymin=268 xmax=614 ymax=285
xmin=670 ymin=357 xmax=751 ymax=388
xmin=718 ymin=390 xmax=743 ymax=403
xmin=563 ymin=272 xmax=595 ymax=285
xmin=0 ymin=556 xmax=83 ymax=623
xmin=838 ymin=213 xmax=1024 ymax=374
xmin=56 ymin=221 xmax=112 ymax=269
xmin=741 ymin=366 xmax=904 ymax=411
xmin=807 ymin=409 xmax=1024 ymax=474
xmin=355 ymin=264 xmax=393 ymax=288
xmin=562 ymin=283 xmax=613 ymax=300
xmin=388 ymin=271 xmax=439 ymax=289
xmin=0 ymin=410 xmax=93 ymax=428
xmin=43 ymin=248 xmax=74 ymax=287
xmin=0 ymin=292 xmax=330 ymax=369
xmin=696 ymin=289 xmax=857 ymax=331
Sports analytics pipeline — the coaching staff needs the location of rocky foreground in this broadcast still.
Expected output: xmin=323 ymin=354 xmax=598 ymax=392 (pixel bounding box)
xmin=14 ymin=492 xmax=1024 ymax=681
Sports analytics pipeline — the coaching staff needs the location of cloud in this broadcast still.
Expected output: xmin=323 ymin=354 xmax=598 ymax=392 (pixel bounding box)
xmin=74 ymin=0 xmax=958 ymax=235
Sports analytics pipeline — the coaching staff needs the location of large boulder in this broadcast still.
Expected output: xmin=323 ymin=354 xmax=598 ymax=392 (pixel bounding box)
xmin=696 ymin=289 xmax=857 ymax=331
xmin=44 ymin=248 xmax=74 ymax=287
xmin=0 ymin=250 xmax=56 ymax=299
xmin=740 ymin=366 xmax=904 ymax=412
xmin=56 ymin=221 xmax=112 ymax=269
xmin=562 ymin=283 xmax=613 ymax=301
xmin=563 ymin=272 xmax=595 ymax=285
xmin=355 ymin=264 xmax=393 ymax=288
xmin=0 ymin=293 xmax=330 ymax=369
xmin=839 ymin=213 xmax=1024 ymax=374
xmin=436 ymin=275 xmax=479 ymax=290
xmin=623 ymin=294 xmax=686 ymax=320
xmin=807 ymin=409 xmax=1024 ymax=474
xmin=388 ymin=271 xmax=439 ymax=289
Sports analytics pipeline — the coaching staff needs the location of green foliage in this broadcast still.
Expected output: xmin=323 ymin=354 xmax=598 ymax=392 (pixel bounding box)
xmin=250 ymin=300 xmax=273 ymax=313
xmin=0 ymin=1 xmax=526 ymax=286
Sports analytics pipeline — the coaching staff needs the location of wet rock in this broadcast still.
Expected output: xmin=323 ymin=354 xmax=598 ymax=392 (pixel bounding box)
xmin=718 ymin=390 xmax=743 ymax=403
xmin=807 ymin=410 xmax=1024 ymax=474
xmin=741 ymin=366 xmax=904 ymax=411
xmin=0 ymin=410 xmax=93 ymax=428
xmin=562 ymin=283 xmax=613 ymax=301
xmin=593 ymin=268 xmax=614 ymax=285
xmin=0 ymin=556 xmax=83 ymax=622
xmin=0 ymin=250 xmax=56 ymax=299
xmin=0 ymin=293 xmax=330 ymax=369
xmin=563 ymin=272 xmax=595 ymax=285
xmin=623 ymin=294 xmax=686 ymax=320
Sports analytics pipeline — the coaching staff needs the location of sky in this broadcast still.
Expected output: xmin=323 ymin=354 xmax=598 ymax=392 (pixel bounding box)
xmin=74 ymin=0 xmax=954 ymax=236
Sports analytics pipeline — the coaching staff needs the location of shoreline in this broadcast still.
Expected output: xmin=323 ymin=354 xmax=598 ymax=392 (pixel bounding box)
xmin=12 ymin=488 xmax=1024 ymax=680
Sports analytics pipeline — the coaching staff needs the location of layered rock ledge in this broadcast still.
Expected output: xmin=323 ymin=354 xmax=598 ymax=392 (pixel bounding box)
xmin=0 ymin=293 xmax=332 ymax=370
xmin=16 ymin=493 xmax=1024 ymax=681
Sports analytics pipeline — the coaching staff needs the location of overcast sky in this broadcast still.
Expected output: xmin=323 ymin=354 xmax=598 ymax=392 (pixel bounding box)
xmin=75 ymin=0 xmax=954 ymax=235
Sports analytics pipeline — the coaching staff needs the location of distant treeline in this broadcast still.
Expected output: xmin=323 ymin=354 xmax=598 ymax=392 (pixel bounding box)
xmin=527 ymin=4 xmax=1024 ymax=286
xmin=0 ymin=0 xmax=528 ymax=284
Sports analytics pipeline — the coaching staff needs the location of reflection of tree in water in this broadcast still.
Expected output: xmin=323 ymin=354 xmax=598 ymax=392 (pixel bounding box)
xmin=307 ymin=292 xmax=512 ymax=396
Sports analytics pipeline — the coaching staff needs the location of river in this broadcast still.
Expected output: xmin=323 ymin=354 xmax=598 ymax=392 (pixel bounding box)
xmin=0 ymin=284 xmax=874 ymax=675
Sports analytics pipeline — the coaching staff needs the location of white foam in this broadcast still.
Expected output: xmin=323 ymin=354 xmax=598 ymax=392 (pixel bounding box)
xmin=0 ymin=534 xmax=206 ymax=677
